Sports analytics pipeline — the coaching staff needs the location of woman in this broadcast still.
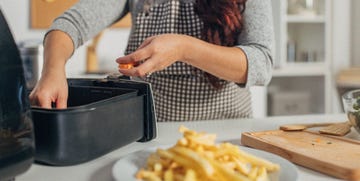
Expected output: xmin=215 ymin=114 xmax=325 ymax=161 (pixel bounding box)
xmin=30 ymin=0 xmax=274 ymax=122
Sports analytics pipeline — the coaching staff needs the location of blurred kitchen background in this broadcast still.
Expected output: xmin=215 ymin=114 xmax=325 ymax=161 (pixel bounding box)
xmin=0 ymin=0 xmax=359 ymax=118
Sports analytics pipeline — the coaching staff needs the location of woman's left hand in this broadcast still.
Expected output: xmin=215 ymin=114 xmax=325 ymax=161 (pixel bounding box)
xmin=116 ymin=34 xmax=188 ymax=77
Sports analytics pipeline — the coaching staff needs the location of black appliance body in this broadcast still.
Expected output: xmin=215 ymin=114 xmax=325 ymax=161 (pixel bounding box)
xmin=0 ymin=9 xmax=35 ymax=181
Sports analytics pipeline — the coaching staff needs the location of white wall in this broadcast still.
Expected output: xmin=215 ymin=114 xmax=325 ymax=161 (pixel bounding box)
xmin=351 ymin=0 xmax=360 ymax=66
xmin=331 ymin=0 xmax=352 ymax=113
xmin=0 ymin=0 xmax=130 ymax=77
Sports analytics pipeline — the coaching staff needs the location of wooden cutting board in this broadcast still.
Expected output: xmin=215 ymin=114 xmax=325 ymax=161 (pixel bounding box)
xmin=241 ymin=130 xmax=360 ymax=181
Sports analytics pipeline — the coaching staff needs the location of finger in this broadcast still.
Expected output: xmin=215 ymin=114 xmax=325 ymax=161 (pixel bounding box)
xmin=37 ymin=94 xmax=52 ymax=109
xmin=56 ymin=93 xmax=68 ymax=109
xmin=118 ymin=66 xmax=148 ymax=77
xmin=116 ymin=48 xmax=150 ymax=65
xmin=118 ymin=58 xmax=156 ymax=77
xmin=29 ymin=91 xmax=38 ymax=106
xmin=118 ymin=68 xmax=135 ymax=77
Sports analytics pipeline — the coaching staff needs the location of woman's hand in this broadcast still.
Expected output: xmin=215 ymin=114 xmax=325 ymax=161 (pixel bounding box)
xmin=116 ymin=34 xmax=188 ymax=77
xmin=29 ymin=30 xmax=74 ymax=109
xmin=29 ymin=70 xmax=68 ymax=109
xmin=116 ymin=33 xmax=248 ymax=83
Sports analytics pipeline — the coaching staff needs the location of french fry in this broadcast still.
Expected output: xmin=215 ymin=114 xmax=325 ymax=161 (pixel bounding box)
xmin=164 ymin=170 xmax=174 ymax=181
xmin=170 ymin=147 xmax=214 ymax=177
xmin=136 ymin=169 xmax=162 ymax=181
xmin=136 ymin=126 xmax=280 ymax=181
xmin=256 ymin=167 xmax=269 ymax=181
xmin=233 ymin=157 xmax=251 ymax=175
xmin=207 ymin=158 xmax=252 ymax=181
xmin=156 ymin=149 xmax=199 ymax=175
xmin=237 ymin=149 xmax=280 ymax=172
xmin=118 ymin=63 xmax=134 ymax=69
xmin=248 ymin=166 xmax=259 ymax=180
xmin=184 ymin=169 xmax=197 ymax=181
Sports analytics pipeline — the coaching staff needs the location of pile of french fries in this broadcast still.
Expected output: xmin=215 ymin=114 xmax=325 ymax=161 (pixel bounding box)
xmin=136 ymin=126 xmax=280 ymax=181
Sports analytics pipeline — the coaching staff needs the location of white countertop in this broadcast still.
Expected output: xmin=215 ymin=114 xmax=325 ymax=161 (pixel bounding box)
xmin=18 ymin=114 xmax=357 ymax=181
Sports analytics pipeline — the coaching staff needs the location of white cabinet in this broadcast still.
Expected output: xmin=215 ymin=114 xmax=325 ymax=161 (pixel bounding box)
xmin=267 ymin=0 xmax=332 ymax=116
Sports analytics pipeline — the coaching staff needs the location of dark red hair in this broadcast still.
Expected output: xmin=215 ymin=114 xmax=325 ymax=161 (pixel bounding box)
xmin=194 ymin=0 xmax=247 ymax=88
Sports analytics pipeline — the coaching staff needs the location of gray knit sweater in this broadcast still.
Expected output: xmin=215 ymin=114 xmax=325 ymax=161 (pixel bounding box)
xmin=49 ymin=0 xmax=274 ymax=88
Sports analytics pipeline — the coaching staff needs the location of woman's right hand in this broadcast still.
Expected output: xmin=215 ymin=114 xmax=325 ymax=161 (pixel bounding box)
xmin=29 ymin=30 xmax=74 ymax=109
xmin=29 ymin=69 xmax=68 ymax=109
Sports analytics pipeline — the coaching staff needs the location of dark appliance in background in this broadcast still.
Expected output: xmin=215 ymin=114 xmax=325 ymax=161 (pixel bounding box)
xmin=0 ymin=9 xmax=35 ymax=181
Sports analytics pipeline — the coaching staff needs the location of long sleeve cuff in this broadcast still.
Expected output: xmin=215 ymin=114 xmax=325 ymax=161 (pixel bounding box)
xmin=237 ymin=45 xmax=273 ymax=88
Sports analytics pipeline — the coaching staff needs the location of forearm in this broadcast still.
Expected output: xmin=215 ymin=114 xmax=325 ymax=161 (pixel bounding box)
xmin=42 ymin=30 xmax=74 ymax=77
xmin=29 ymin=30 xmax=72 ymax=108
xmin=182 ymin=36 xmax=248 ymax=83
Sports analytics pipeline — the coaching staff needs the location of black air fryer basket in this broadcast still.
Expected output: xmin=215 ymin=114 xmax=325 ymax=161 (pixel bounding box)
xmin=31 ymin=76 xmax=157 ymax=166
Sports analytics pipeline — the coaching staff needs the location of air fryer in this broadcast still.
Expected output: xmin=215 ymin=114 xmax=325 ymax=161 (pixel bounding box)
xmin=0 ymin=9 xmax=35 ymax=181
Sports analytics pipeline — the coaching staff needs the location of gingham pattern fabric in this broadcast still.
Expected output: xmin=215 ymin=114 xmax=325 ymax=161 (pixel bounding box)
xmin=126 ymin=0 xmax=252 ymax=122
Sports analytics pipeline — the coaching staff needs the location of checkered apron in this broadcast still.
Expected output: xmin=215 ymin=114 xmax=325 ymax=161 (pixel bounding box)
xmin=126 ymin=0 xmax=252 ymax=122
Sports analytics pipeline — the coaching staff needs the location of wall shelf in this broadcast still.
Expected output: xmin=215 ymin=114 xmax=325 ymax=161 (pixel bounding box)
xmin=272 ymin=64 xmax=328 ymax=77
xmin=265 ymin=0 xmax=332 ymax=117
xmin=286 ymin=15 xmax=325 ymax=23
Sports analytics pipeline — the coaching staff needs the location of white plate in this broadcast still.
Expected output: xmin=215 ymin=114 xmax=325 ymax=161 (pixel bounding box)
xmin=112 ymin=145 xmax=298 ymax=181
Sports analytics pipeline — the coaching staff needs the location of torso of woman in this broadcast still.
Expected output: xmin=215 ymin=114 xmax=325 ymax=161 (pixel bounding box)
xmin=126 ymin=0 xmax=252 ymax=122
xmin=50 ymin=0 xmax=274 ymax=122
